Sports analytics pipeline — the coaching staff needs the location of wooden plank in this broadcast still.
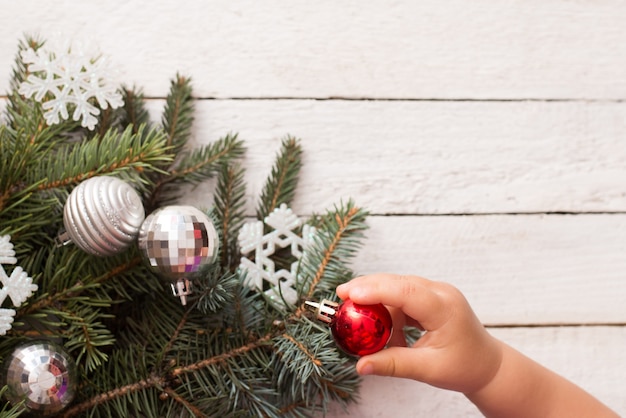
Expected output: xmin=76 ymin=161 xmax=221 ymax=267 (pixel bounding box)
xmin=153 ymin=100 xmax=626 ymax=215
xmin=352 ymin=215 xmax=626 ymax=325
xmin=327 ymin=326 xmax=626 ymax=417
xmin=3 ymin=1 xmax=626 ymax=99
xmin=3 ymin=98 xmax=626 ymax=215
xmin=0 ymin=100 xmax=626 ymax=214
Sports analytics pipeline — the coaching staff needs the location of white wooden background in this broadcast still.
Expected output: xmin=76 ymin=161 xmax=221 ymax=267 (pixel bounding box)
xmin=2 ymin=1 xmax=625 ymax=416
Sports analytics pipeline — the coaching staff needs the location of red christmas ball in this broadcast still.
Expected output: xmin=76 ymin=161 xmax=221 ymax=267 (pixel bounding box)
xmin=330 ymin=300 xmax=393 ymax=356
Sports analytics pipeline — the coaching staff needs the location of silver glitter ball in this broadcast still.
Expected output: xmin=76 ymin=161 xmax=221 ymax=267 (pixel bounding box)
xmin=62 ymin=176 xmax=145 ymax=256
xmin=3 ymin=341 xmax=76 ymax=415
xmin=138 ymin=205 xmax=219 ymax=280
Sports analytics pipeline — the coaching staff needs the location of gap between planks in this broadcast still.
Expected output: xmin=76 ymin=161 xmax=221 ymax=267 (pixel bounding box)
xmin=485 ymin=323 xmax=626 ymax=329
xmin=4 ymin=95 xmax=626 ymax=103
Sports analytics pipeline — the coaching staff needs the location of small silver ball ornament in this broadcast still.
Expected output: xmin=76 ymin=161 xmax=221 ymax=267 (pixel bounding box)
xmin=60 ymin=176 xmax=145 ymax=256
xmin=137 ymin=205 xmax=219 ymax=305
xmin=3 ymin=341 xmax=76 ymax=415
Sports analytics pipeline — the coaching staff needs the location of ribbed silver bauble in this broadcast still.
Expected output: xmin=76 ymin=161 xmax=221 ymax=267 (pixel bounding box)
xmin=137 ymin=205 xmax=219 ymax=305
xmin=3 ymin=341 xmax=76 ymax=415
xmin=61 ymin=176 xmax=145 ymax=256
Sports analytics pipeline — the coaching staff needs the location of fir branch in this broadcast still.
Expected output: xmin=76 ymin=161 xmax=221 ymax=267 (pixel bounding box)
xmin=17 ymin=285 xmax=82 ymax=317
xmin=18 ymin=254 xmax=142 ymax=318
xmin=94 ymin=107 xmax=115 ymax=137
xmin=173 ymin=330 xmax=281 ymax=417
xmin=162 ymin=387 xmax=208 ymax=418
xmin=296 ymin=201 xmax=368 ymax=307
xmin=271 ymin=318 xmax=359 ymax=415
xmin=62 ymin=334 xmax=274 ymax=418
xmin=12 ymin=302 xmax=116 ymax=372
xmin=257 ymin=136 xmax=303 ymax=220
xmin=0 ymin=112 xmax=78 ymax=217
xmin=214 ymin=162 xmax=247 ymax=271
xmin=318 ymin=362 xmax=360 ymax=406
xmin=195 ymin=269 xmax=239 ymax=314
xmin=223 ymin=279 xmax=273 ymax=338
xmin=91 ymin=255 xmax=144 ymax=285
xmin=61 ymin=291 xmax=356 ymax=417
xmin=279 ymin=331 xmax=323 ymax=368
xmin=171 ymin=334 xmax=273 ymax=377
xmin=34 ymin=124 xmax=171 ymax=191
xmin=61 ymin=372 xmax=164 ymax=418
xmin=58 ymin=304 xmax=115 ymax=372
xmin=169 ymin=133 xmax=245 ymax=182
xmin=1 ymin=123 xmax=170 ymax=247
xmin=119 ymin=86 xmax=151 ymax=133
xmin=5 ymin=92 xmax=80 ymax=142
xmin=147 ymin=133 xmax=244 ymax=208
xmin=13 ymin=249 xmax=156 ymax=375
xmin=0 ymin=182 xmax=59 ymax=255
xmin=161 ymin=310 xmax=191 ymax=359
xmin=162 ymin=74 xmax=194 ymax=152
xmin=92 ymin=97 xmax=131 ymax=139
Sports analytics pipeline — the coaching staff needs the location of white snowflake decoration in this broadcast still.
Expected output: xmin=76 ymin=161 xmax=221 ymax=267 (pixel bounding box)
xmin=238 ymin=204 xmax=316 ymax=305
xmin=0 ymin=235 xmax=38 ymax=335
xmin=18 ymin=37 xmax=123 ymax=130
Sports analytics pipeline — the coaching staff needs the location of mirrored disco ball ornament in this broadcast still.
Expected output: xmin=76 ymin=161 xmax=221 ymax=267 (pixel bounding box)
xmin=3 ymin=341 xmax=76 ymax=415
xmin=57 ymin=176 xmax=145 ymax=256
xmin=138 ymin=205 xmax=219 ymax=305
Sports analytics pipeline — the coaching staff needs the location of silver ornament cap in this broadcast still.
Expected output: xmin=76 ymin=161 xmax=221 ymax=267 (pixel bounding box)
xmin=305 ymin=299 xmax=339 ymax=324
xmin=3 ymin=341 xmax=76 ymax=415
xmin=137 ymin=205 xmax=219 ymax=305
xmin=59 ymin=176 xmax=145 ymax=256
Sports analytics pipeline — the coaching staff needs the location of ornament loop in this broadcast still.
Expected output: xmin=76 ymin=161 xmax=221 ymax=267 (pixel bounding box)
xmin=171 ymin=278 xmax=192 ymax=306
xmin=305 ymin=299 xmax=339 ymax=324
xmin=54 ymin=230 xmax=72 ymax=247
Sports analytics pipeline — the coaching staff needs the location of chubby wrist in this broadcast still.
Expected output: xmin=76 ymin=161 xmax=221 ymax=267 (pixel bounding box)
xmin=464 ymin=336 xmax=506 ymax=397
xmin=464 ymin=341 xmax=530 ymax=417
xmin=464 ymin=341 xmax=560 ymax=418
xmin=465 ymin=341 xmax=620 ymax=418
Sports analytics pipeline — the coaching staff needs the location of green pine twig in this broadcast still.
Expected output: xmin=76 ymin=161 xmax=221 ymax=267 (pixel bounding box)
xmin=35 ymin=124 xmax=171 ymax=191
xmin=162 ymin=74 xmax=194 ymax=152
xmin=296 ymin=200 xmax=369 ymax=304
xmin=120 ymin=86 xmax=151 ymax=134
xmin=213 ymin=162 xmax=247 ymax=271
xmin=257 ymin=136 xmax=303 ymax=220
xmin=147 ymin=133 xmax=244 ymax=209
xmin=168 ymin=133 xmax=245 ymax=184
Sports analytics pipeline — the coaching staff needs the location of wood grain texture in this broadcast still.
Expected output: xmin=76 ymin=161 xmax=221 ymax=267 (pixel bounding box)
xmin=3 ymin=1 xmax=626 ymax=99
xmin=327 ymin=326 xmax=626 ymax=417
xmin=353 ymin=215 xmax=626 ymax=325
xmin=149 ymin=99 xmax=626 ymax=215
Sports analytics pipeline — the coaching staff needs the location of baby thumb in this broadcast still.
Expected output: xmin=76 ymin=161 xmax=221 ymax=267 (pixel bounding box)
xmin=356 ymin=346 xmax=424 ymax=381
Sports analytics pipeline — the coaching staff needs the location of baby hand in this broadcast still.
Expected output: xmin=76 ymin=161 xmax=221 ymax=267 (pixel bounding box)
xmin=336 ymin=274 xmax=502 ymax=394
